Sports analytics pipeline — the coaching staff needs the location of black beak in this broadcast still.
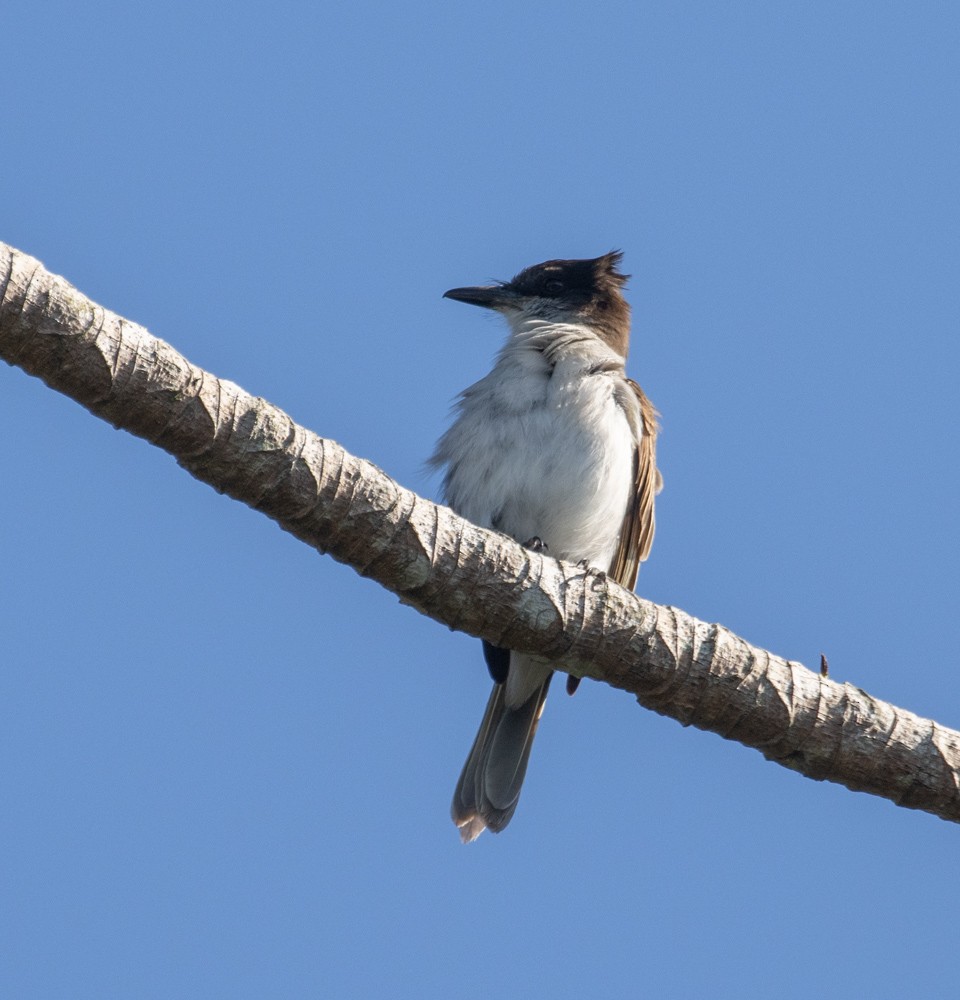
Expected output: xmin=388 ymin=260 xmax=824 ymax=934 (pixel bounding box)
xmin=443 ymin=284 xmax=519 ymax=310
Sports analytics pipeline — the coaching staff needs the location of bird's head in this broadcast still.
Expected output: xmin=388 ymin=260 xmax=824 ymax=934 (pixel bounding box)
xmin=444 ymin=251 xmax=632 ymax=358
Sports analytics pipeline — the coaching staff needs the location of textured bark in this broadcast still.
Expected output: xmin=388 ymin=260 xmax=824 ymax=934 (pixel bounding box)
xmin=2 ymin=240 xmax=959 ymax=824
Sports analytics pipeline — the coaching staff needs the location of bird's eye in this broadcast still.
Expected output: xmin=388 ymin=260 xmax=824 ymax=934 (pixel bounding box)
xmin=543 ymin=278 xmax=564 ymax=294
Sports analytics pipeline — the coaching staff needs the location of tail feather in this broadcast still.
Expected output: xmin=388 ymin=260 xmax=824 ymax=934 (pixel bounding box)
xmin=451 ymin=672 xmax=552 ymax=842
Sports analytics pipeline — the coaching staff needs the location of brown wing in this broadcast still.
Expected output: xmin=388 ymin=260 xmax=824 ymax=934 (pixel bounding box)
xmin=610 ymin=379 xmax=662 ymax=591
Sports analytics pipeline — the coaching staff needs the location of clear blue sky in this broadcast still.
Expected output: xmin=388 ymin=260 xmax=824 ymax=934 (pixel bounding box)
xmin=3 ymin=3 xmax=959 ymax=997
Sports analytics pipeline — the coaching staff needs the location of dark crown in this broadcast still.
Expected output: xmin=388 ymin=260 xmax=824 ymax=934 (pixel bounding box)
xmin=507 ymin=252 xmax=631 ymax=357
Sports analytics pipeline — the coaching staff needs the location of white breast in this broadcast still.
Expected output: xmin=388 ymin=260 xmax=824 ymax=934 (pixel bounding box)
xmin=433 ymin=322 xmax=637 ymax=571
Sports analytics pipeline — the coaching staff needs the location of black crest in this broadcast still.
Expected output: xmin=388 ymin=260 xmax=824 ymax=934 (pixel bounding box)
xmin=505 ymin=251 xmax=631 ymax=357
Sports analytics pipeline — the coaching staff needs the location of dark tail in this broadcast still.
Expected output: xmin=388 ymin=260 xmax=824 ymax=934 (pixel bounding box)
xmin=451 ymin=673 xmax=552 ymax=842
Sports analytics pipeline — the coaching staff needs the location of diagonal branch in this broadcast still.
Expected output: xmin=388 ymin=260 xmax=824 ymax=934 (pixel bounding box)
xmin=2 ymin=240 xmax=958 ymax=824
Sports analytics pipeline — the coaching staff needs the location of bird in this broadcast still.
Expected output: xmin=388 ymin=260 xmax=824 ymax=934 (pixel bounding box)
xmin=430 ymin=251 xmax=662 ymax=842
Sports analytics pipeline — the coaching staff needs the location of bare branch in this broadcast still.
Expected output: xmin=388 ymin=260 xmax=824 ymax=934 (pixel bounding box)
xmin=2 ymin=241 xmax=958 ymax=824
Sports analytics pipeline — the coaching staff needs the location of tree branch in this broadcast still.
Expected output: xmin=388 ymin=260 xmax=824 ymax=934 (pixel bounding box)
xmin=2 ymin=240 xmax=958 ymax=824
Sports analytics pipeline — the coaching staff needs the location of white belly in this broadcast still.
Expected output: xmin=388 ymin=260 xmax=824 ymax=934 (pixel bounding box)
xmin=439 ymin=353 xmax=635 ymax=571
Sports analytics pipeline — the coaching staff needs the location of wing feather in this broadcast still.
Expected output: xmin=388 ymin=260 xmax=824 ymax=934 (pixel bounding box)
xmin=610 ymin=379 xmax=662 ymax=591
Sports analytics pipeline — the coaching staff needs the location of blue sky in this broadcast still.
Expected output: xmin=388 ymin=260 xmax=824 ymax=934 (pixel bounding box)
xmin=3 ymin=2 xmax=959 ymax=997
